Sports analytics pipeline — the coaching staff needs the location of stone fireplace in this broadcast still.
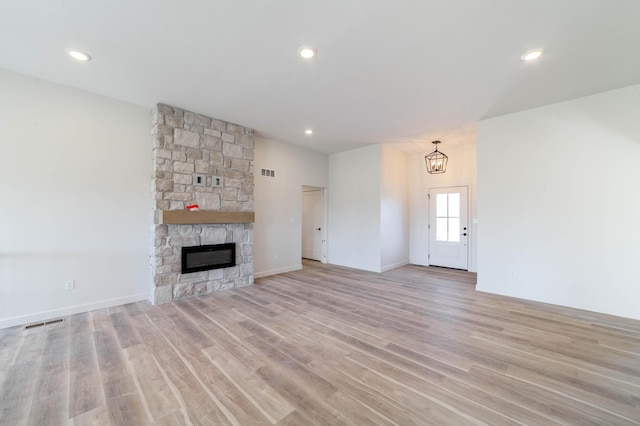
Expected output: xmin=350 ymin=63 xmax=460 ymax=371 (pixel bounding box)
xmin=151 ymin=104 xmax=254 ymax=304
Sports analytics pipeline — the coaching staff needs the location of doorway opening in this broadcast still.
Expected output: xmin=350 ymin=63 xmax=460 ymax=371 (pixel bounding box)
xmin=302 ymin=185 xmax=326 ymax=263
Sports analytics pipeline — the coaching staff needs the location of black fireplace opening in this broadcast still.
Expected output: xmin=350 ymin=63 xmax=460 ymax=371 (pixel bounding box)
xmin=181 ymin=243 xmax=236 ymax=274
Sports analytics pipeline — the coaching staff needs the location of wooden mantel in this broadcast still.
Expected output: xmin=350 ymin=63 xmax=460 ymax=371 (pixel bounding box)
xmin=160 ymin=210 xmax=255 ymax=225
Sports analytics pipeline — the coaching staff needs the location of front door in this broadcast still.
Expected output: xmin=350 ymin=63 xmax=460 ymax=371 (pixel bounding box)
xmin=302 ymin=188 xmax=323 ymax=261
xmin=429 ymin=186 xmax=469 ymax=270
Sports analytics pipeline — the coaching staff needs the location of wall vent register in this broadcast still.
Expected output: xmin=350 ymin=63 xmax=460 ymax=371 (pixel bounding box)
xmin=261 ymin=168 xmax=276 ymax=178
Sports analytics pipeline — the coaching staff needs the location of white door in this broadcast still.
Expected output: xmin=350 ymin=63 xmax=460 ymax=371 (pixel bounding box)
xmin=302 ymin=188 xmax=323 ymax=261
xmin=429 ymin=186 xmax=469 ymax=270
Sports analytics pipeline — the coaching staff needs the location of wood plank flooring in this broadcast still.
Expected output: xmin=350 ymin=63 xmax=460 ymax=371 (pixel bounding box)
xmin=1 ymin=261 xmax=640 ymax=425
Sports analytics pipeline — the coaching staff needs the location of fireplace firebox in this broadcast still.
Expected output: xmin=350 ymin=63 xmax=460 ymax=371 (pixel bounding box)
xmin=181 ymin=243 xmax=236 ymax=274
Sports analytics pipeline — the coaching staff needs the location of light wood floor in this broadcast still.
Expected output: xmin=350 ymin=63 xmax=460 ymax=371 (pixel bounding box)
xmin=1 ymin=261 xmax=640 ymax=425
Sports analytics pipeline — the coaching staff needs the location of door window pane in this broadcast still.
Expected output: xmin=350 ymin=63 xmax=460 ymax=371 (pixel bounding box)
xmin=436 ymin=218 xmax=448 ymax=241
xmin=436 ymin=194 xmax=448 ymax=217
xmin=448 ymin=218 xmax=460 ymax=242
xmin=448 ymin=193 xmax=460 ymax=218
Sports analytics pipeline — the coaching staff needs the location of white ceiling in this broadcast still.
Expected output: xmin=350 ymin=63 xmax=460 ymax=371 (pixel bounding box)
xmin=1 ymin=1 xmax=639 ymax=154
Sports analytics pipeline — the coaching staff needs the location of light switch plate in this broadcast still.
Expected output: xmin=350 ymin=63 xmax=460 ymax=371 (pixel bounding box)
xmin=212 ymin=175 xmax=223 ymax=187
xmin=194 ymin=174 xmax=206 ymax=186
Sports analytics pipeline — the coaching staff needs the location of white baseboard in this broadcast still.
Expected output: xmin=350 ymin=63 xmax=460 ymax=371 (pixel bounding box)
xmin=381 ymin=260 xmax=410 ymax=272
xmin=0 ymin=293 xmax=149 ymax=329
xmin=254 ymin=264 xmax=302 ymax=279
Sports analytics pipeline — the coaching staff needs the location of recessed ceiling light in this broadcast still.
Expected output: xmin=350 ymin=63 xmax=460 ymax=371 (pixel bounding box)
xmin=305 ymin=129 xmax=313 ymax=135
xmin=299 ymin=47 xmax=316 ymax=59
xmin=521 ymin=49 xmax=543 ymax=61
xmin=66 ymin=49 xmax=92 ymax=62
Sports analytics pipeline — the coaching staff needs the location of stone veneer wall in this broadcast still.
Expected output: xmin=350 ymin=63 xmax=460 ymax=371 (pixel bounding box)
xmin=151 ymin=103 xmax=254 ymax=304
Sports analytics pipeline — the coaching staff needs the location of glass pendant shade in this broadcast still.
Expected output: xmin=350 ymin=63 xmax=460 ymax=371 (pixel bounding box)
xmin=425 ymin=141 xmax=448 ymax=174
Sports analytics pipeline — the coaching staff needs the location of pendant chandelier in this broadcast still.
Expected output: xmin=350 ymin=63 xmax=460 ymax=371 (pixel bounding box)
xmin=425 ymin=140 xmax=448 ymax=174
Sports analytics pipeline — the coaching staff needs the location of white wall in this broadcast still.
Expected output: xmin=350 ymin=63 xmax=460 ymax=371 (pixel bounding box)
xmin=0 ymin=70 xmax=152 ymax=328
xmin=253 ymin=136 xmax=328 ymax=277
xmin=380 ymin=145 xmax=410 ymax=271
xmin=258 ymin=142 xmax=409 ymax=275
xmin=478 ymin=84 xmax=640 ymax=320
xmin=328 ymin=145 xmax=382 ymax=272
xmin=409 ymin=143 xmax=478 ymax=272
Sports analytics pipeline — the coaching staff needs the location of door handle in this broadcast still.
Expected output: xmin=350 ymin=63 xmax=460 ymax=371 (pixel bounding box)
xmin=316 ymin=228 xmax=321 ymax=231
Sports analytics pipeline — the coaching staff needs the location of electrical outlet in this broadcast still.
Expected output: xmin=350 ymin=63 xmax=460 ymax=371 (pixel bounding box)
xmin=65 ymin=280 xmax=75 ymax=290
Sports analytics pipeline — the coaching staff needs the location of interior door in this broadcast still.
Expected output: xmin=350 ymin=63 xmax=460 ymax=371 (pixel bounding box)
xmin=429 ymin=186 xmax=469 ymax=269
xmin=302 ymin=188 xmax=323 ymax=261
